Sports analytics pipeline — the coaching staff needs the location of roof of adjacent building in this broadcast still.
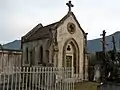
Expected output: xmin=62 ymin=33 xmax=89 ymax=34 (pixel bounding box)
xmin=0 ymin=40 xmax=21 ymax=51
xmin=22 ymin=12 xmax=86 ymax=43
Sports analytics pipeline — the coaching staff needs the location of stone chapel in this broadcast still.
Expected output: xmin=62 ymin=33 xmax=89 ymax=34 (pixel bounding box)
xmin=21 ymin=1 xmax=88 ymax=80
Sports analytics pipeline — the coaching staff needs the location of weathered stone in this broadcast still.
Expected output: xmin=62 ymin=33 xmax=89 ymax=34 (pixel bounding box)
xmin=21 ymin=1 xmax=88 ymax=81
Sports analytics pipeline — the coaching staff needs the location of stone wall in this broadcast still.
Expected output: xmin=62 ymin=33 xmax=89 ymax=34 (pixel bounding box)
xmin=57 ymin=14 xmax=86 ymax=80
xmin=22 ymin=39 xmax=50 ymax=66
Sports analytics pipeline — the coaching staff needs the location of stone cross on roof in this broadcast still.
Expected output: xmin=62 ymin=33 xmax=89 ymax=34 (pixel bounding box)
xmin=66 ymin=1 xmax=74 ymax=12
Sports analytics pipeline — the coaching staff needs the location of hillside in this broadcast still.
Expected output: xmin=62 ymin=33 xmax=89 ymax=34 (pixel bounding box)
xmin=1 ymin=31 xmax=120 ymax=52
xmin=87 ymin=31 xmax=120 ymax=52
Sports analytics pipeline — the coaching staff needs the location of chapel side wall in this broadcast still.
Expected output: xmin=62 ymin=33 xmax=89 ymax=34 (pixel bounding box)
xmin=22 ymin=39 xmax=49 ymax=66
xmin=57 ymin=15 xmax=85 ymax=79
xmin=83 ymin=36 xmax=88 ymax=80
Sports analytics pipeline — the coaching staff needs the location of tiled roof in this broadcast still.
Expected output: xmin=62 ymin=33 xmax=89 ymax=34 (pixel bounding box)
xmin=22 ymin=22 xmax=58 ymax=42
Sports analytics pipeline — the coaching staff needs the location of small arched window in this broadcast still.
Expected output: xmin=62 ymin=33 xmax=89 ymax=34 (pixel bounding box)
xmin=38 ymin=46 xmax=43 ymax=64
xmin=25 ymin=47 xmax=29 ymax=64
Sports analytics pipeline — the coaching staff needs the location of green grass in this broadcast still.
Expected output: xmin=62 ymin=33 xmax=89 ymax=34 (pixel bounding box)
xmin=74 ymin=81 xmax=100 ymax=90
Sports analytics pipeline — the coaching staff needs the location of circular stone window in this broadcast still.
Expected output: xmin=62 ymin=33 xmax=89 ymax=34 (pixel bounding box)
xmin=67 ymin=22 xmax=76 ymax=34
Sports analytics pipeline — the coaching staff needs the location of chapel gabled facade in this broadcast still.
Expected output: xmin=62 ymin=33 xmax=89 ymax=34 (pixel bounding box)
xmin=21 ymin=1 xmax=88 ymax=80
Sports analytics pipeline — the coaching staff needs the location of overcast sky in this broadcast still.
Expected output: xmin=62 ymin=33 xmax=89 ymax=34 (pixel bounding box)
xmin=0 ymin=0 xmax=120 ymax=44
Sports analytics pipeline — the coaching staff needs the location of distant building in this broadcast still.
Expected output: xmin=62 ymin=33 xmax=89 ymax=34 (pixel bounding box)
xmin=0 ymin=48 xmax=21 ymax=72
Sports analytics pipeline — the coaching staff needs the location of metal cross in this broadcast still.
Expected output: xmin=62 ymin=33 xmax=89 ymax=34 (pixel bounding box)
xmin=66 ymin=1 xmax=74 ymax=12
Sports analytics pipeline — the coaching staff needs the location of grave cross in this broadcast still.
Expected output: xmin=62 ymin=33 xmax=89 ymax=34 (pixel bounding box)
xmin=66 ymin=1 xmax=74 ymax=12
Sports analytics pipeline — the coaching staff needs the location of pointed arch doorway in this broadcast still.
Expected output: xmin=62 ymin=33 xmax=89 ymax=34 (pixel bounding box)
xmin=63 ymin=38 xmax=79 ymax=77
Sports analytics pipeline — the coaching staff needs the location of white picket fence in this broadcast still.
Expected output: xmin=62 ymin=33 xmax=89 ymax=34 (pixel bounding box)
xmin=0 ymin=66 xmax=74 ymax=90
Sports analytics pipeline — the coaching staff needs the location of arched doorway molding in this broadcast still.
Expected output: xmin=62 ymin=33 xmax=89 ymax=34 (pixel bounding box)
xmin=63 ymin=38 xmax=79 ymax=74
